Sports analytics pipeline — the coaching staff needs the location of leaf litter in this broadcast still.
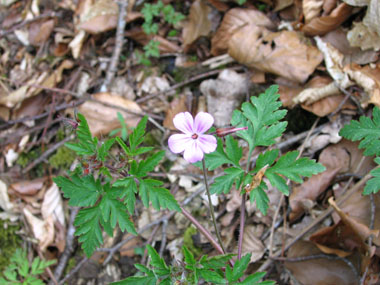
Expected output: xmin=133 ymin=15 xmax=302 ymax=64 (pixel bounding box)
xmin=1 ymin=0 xmax=380 ymax=283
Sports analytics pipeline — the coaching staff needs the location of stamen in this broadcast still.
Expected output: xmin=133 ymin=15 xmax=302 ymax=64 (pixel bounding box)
xmin=191 ymin=133 xmax=198 ymax=139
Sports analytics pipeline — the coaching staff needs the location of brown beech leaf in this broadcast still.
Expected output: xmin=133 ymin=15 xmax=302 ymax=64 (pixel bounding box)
xmin=239 ymin=225 xmax=265 ymax=263
xmin=28 ymin=19 xmax=55 ymax=46
xmin=285 ymin=240 xmax=360 ymax=285
xmin=182 ymin=0 xmax=212 ymax=47
xmin=229 ymin=29 xmax=323 ymax=83
xmin=347 ymin=22 xmax=380 ymax=51
xmin=77 ymin=92 xmax=142 ymax=136
xmin=289 ymin=142 xmax=350 ymax=221
xmin=302 ymin=3 xmax=353 ymax=36
xmin=211 ymin=8 xmax=275 ymax=56
xmin=10 ymin=177 xmax=47 ymax=196
xmin=163 ymin=95 xmax=187 ymax=130
xmin=303 ymin=0 xmax=324 ymax=23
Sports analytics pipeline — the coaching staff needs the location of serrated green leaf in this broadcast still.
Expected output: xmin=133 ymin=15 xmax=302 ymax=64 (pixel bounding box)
xmin=183 ymin=246 xmax=196 ymax=267
xmin=231 ymin=110 xmax=255 ymax=151
xmin=136 ymin=151 xmax=165 ymax=177
xmin=139 ymin=179 xmax=180 ymax=211
xmin=238 ymin=272 xmax=270 ymax=284
xmin=97 ymin=138 xmax=115 ymax=161
xmin=340 ymin=107 xmax=380 ymax=156
xmin=265 ymin=151 xmax=325 ymax=194
xmin=130 ymin=116 xmax=148 ymax=155
xmin=210 ymin=167 xmax=244 ymax=195
xmin=146 ymin=245 xmax=170 ymax=276
xmin=231 ymin=253 xmax=251 ymax=282
xmin=364 ymin=164 xmax=380 ymax=194
xmin=200 ymin=254 xmax=235 ymax=269
xmin=74 ymin=207 xmax=103 ymax=257
xmin=113 ymin=178 xmax=138 ymax=214
xmin=200 ymin=269 xmax=226 ymax=284
xmin=202 ymin=138 xmax=236 ymax=170
xmin=116 ymin=136 xmax=131 ymax=156
xmin=249 ymin=181 xmax=270 ymax=215
xmin=111 ymin=276 xmax=157 ymax=285
xmin=225 ymin=135 xmax=243 ymax=166
xmin=53 ymin=174 xmax=101 ymax=207
xmin=253 ymin=149 xmax=279 ymax=171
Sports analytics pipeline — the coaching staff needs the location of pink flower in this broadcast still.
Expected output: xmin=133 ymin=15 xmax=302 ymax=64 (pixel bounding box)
xmin=168 ymin=112 xmax=217 ymax=163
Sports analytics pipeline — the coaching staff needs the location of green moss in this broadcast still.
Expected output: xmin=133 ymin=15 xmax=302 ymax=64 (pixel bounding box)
xmin=64 ymin=257 xmax=77 ymax=275
xmin=183 ymin=226 xmax=202 ymax=258
xmin=16 ymin=149 xmax=39 ymax=168
xmin=0 ymin=219 xmax=22 ymax=272
xmin=48 ymin=146 xmax=76 ymax=170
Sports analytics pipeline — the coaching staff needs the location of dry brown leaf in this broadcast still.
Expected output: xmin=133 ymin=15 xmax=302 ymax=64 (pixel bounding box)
xmin=229 ymin=29 xmax=323 ymax=83
xmin=239 ymin=225 xmax=265 ymax=263
xmin=211 ymin=8 xmax=275 ymax=56
xmin=77 ymin=92 xmax=142 ymax=137
xmin=23 ymin=208 xmax=55 ymax=252
xmin=28 ymin=19 xmax=55 ymax=46
xmin=285 ymin=240 xmax=359 ymax=285
xmin=41 ymin=183 xmax=65 ymax=227
xmin=347 ymin=22 xmax=380 ymax=51
xmin=0 ymin=179 xmax=15 ymax=215
xmin=302 ymin=3 xmax=353 ymax=36
xmin=200 ymin=69 xmax=247 ymax=126
xmin=10 ymin=177 xmax=46 ymax=196
xmin=290 ymin=142 xmax=350 ymax=221
xmin=274 ymin=0 xmax=294 ymax=12
xmin=163 ymin=95 xmax=187 ymax=130
xmin=182 ymin=0 xmax=212 ymax=47
xmin=303 ymin=0 xmax=324 ymax=23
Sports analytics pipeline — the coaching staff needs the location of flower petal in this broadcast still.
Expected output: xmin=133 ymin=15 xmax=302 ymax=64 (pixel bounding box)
xmin=194 ymin=112 xmax=214 ymax=134
xmin=198 ymin=134 xmax=217 ymax=154
xmin=173 ymin=112 xmax=194 ymax=134
xmin=183 ymin=140 xmax=204 ymax=163
xmin=168 ymin=134 xmax=192 ymax=153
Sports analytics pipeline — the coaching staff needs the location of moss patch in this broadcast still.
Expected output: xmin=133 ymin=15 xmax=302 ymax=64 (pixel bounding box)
xmin=48 ymin=146 xmax=76 ymax=170
xmin=0 ymin=219 xmax=22 ymax=272
xmin=183 ymin=226 xmax=202 ymax=258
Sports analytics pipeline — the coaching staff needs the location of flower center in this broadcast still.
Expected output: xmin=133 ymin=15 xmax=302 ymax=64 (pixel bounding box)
xmin=191 ymin=133 xmax=198 ymax=139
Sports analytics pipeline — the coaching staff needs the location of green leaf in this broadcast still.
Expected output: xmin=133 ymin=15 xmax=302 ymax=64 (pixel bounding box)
xmin=135 ymin=151 xmax=165 ymax=177
xmin=200 ymin=269 xmax=226 ymax=284
xmin=146 ymin=245 xmax=170 ymax=276
xmin=53 ymin=174 xmax=101 ymax=207
xmin=239 ymin=272 xmax=271 ymax=284
xmin=74 ymin=207 xmax=103 ymax=257
xmin=202 ymin=138 xmax=237 ymax=170
xmin=265 ymin=151 xmax=325 ymax=195
xmin=340 ymin=107 xmax=380 ymax=156
xmin=241 ymin=85 xmax=287 ymax=148
xmin=65 ymin=113 xmax=97 ymax=156
xmin=144 ymin=40 xmax=160 ymax=58
xmin=129 ymin=116 xmax=148 ymax=155
xmin=231 ymin=110 xmax=255 ymax=151
xmin=253 ymin=149 xmax=279 ymax=172
xmin=363 ymin=158 xmax=380 ymax=194
xmin=97 ymin=138 xmax=115 ymax=161
xmin=230 ymin=253 xmax=251 ymax=282
xmin=139 ymin=179 xmax=180 ymax=211
xmin=200 ymin=254 xmax=235 ymax=270
xmin=116 ymin=136 xmax=130 ymax=156
xmin=99 ymin=187 xmax=137 ymax=235
xmin=183 ymin=246 xmax=196 ymax=267
xmin=111 ymin=276 xmax=157 ymax=285
xmin=210 ymin=167 xmax=244 ymax=195
xmin=249 ymin=181 xmax=270 ymax=215
xmin=113 ymin=177 xmax=138 ymax=214
xmin=225 ymin=135 xmax=243 ymax=166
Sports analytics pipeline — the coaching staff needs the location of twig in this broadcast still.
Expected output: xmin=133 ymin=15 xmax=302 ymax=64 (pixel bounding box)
xmin=136 ymin=66 xmax=243 ymax=104
xmin=22 ymin=134 xmax=75 ymax=174
xmin=334 ymin=83 xmax=364 ymax=115
xmin=202 ymin=158 xmax=226 ymax=253
xmin=101 ymin=0 xmax=129 ymax=91
xmin=58 ymin=257 xmax=88 ymax=285
xmin=159 ymin=219 xmax=168 ymax=257
xmin=50 ymin=207 xmax=79 ymax=285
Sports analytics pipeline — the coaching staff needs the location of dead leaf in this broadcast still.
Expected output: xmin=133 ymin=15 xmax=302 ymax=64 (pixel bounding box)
xmin=41 ymin=183 xmax=65 ymax=227
xmin=28 ymin=19 xmax=55 ymax=46
xmin=347 ymin=22 xmax=380 ymax=51
xmin=77 ymin=92 xmax=142 ymax=137
xmin=182 ymin=0 xmax=212 ymax=47
xmin=119 ymin=233 xmax=142 ymax=257
xmin=163 ymin=95 xmax=187 ymax=130
xmin=11 ymin=177 xmax=46 ymax=196
xmin=239 ymin=225 xmax=265 ymax=262
xmin=229 ymin=29 xmax=323 ymax=83
xmin=0 ymin=179 xmax=15 ymax=213
xmin=302 ymin=3 xmax=353 ymax=36
xmin=200 ymin=69 xmax=247 ymax=126
xmin=285 ymin=240 xmax=360 ymax=285
xmin=303 ymin=0 xmax=324 ymax=24
xmin=211 ymin=8 xmax=275 ymax=56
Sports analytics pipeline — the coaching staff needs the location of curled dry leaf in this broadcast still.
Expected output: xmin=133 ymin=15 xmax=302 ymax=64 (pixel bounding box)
xmin=28 ymin=19 xmax=55 ymax=46
xmin=302 ymin=3 xmax=353 ymax=36
xmin=41 ymin=183 xmax=65 ymax=227
xmin=23 ymin=208 xmax=55 ymax=252
xmin=285 ymin=240 xmax=359 ymax=285
xmin=229 ymin=29 xmax=323 ymax=83
xmin=77 ymin=92 xmax=141 ymax=136
xmin=182 ymin=0 xmax=212 ymax=47
xmin=211 ymin=8 xmax=275 ymax=56
xmin=303 ymin=0 xmax=324 ymax=24
xmin=200 ymin=69 xmax=247 ymax=126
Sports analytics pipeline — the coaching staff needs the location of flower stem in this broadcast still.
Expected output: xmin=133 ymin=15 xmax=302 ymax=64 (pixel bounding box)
xmin=202 ymin=158 xmax=226 ymax=254
xmin=238 ymin=148 xmax=253 ymax=259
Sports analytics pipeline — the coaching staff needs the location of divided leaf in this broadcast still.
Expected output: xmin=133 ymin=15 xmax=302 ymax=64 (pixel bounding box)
xmin=249 ymin=181 xmax=270 ymax=215
xmin=363 ymin=157 xmax=380 ymax=195
xmin=210 ymin=167 xmax=244 ymax=195
xmin=203 ymin=137 xmax=242 ymax=170
xmin=139 ymin=179 xmax=180 ymax=211
xmin=340 ymin=107 xmax=380 ymax=156
xmin=113 ymin=177 xmax=138 ymax=214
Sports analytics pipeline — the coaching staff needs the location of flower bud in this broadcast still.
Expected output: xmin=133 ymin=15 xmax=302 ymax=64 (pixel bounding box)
xmin=215 ymin=126 xmax=248 ymax=137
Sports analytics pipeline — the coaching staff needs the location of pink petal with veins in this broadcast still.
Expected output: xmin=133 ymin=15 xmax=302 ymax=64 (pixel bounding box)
xmin=183 ymin=140 xmax=204 ymax=163
xmin=168 ymin=134 xmax=192 ymax=153
xmin=194 ymin=112 xmax=214 ymax=134
xmin=173 ymin=112 xmax=194 ymax=134
xmin=198 ymin=135 xmax=217 ymax=153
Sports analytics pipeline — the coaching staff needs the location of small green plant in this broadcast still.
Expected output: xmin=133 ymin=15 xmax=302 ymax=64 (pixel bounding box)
xmin=0 ymin=249 xmax=56 ymax=285
xmin=109 ymin=112 xmax=130 ymax=141
xmin=54 ymin=85 xmax=325 ymax=283
xmin=137 ymin=0 xmax=185 ymax=65
xmin=340 ymin=106 xmax=380 ymax=194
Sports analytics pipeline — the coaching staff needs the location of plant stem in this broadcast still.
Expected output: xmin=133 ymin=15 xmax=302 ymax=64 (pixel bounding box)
xmin=202 ymin=158 xmax=226 ymax=254
xmin=238 ymin=148 xmax=254 ymax=259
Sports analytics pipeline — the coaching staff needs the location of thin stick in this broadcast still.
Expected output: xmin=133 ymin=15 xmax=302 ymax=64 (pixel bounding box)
xmin=101 ymin=0 xmax=129 ymax=91
xmin=202 ymin=158 xmax=226 ymax=253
